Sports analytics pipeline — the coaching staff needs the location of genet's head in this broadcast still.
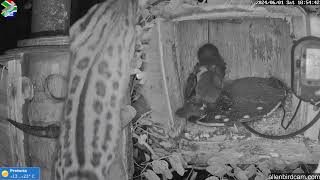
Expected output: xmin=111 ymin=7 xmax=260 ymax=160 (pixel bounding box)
xmin=197 ymin=43 xmax=225 ymax=67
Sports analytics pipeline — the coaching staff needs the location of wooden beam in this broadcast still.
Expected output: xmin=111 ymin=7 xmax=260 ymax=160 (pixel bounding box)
xmin=7 ymin=59 xmax=26 ymax=166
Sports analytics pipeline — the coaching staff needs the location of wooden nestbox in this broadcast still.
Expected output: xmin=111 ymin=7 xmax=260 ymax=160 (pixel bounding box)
xmin=140 ymin=1 xmax=320 ymax=165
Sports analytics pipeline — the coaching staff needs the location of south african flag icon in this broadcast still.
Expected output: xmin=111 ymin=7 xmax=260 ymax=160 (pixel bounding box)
xmin=1 ymin=0 xmax=17 ymax=18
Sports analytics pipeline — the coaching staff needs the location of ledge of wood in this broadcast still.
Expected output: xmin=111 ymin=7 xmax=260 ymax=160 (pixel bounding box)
xmin=150 ymin=100 xmax=320 ymax=166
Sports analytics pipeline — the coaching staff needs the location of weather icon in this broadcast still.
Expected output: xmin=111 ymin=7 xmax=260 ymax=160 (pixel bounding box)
xmin=1 ymin=170 xmax=9 ymax=177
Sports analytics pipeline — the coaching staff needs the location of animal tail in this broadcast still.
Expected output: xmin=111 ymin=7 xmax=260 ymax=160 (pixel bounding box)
xmin=6 ymin=118 xmax=60 ymax=138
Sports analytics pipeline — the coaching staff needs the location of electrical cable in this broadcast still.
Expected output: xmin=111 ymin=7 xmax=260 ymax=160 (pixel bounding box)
xmin=241 ymin=109 xmax=320 ymax=139
xmin=281 ymin=99 xmax=302 ymax=130
xmin=241 ymin=36 xmax=320 ymax=139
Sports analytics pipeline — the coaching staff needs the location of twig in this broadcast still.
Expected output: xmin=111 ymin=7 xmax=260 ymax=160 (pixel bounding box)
xmin=141 ymin=155 xmax=173 ymax=166
xmin=186 ymin=168 xmax=194 ymax=180
xmin=135 ymin=161 xmax=145 ymax=169
xmin=135 ymin=127 xmax=160 ymax=138
xmin=122 ymin=109 xmax=151 ymax=130
xmin=133 ymin=110 xmax=152 ymax=126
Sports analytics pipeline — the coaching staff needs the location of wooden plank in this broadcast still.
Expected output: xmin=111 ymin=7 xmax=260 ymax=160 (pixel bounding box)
xmin=142 ymin=21 xmax=174 ymax=132
xmin=7 ymin=59 xmax=26 ymax=166
xmin=0 ymin=64 xmax=12 ymax=167
xmin=179 ymin=137 xmax=319 ymax=165
xmin=0 ymin=121 xmax=14 ymax=166
xmin=208 ymin=18 xmax=291 ymax=82
xmin=142 ymin=19 xmax=207 ymax=133
xmin=175 ymin=20 xmax=209 ymax=96
xmin=152 ymin=121 xmax=320 ymax=165
xmin=23 ymin=52 xmax=69 ymax=180
xmin=158 ymin=20 xmax=185 ymax=133
xmin=0 ymin=66 xmax=7 ymax=117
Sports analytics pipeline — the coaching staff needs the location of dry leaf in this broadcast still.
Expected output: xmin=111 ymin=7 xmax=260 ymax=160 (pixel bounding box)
xmin=159 ymin=141 xmax=173 ymax=148
xmin=178 ymin=153 xmax=188 ymax=168
xmin=292 ymin=167 xmax=304 ymax=174
xmin=205 ymin=176 xmax=219 ymax=180
xmin=144 ymin=169 xmax=161 ymax=180
xmin=169 ymin=153 xmax=185 ymax=176
xmin=145 ymin=153 xmax=151 ymax=162
xmin=138 ymin=118 xmax=153 ymax=126
xmin=152 ymin=154 xmax=160 ymax=160
xmin=163 ymin=169 xmax=173 ymax=179
xmin=121 ymin=105 xmax=137 ymax=125
xmin=257 ymin=161 xmax=271 ymax=176
xmin=245 ymin=164 xmax=257 ymax=178
xmin=206 ymin=164 xmax=229 ymax=177
xmin=131 ymin=68 xmax=142 ymax=75
xmin=140 ymin=8 xmax=151 ymax=20
xmin=130 ymin=52 xmax=143 ymax=71
xmin=269 ymin=158 xmax=286 ymax=171
xmin=255 ymin=174 xmax=268 ymax=180
xmin=136 ymin=70 xmax=145 ymax=79
xmin=287 ymin=162 xmax=300 ymax=171
xmin=207 ymin=156 xmax=231 ymax=165
xmin=136 ymin=71 xmax=146 ymax=84
xmin=152 ymin=160 xmax=170 ymax=174
xmin=138 ymin=134 xmax=148 ymax=145
xmin=235 ymin=170 xmax=248 ymax=180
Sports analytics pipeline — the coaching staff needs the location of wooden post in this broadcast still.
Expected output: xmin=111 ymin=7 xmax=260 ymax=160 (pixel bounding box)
xmin=7 ymin=58 xmax=26 ymax=166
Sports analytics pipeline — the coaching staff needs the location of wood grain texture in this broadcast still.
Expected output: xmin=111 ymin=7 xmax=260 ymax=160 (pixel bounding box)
xmin=0 ymin=67 xmax=13 ymax=167
xmin=0 ymin=120 xmax=13 ymax=167
xmin=142 ymin=19 xmax=186 ymax=133
xmin=7 ymin=59 xmax=26 ymax=166
xmin=0 ymin=66 xmax=7 ymax=117
xmin=208 ymin=18 xmax=291 ymax=82
xmin=142 ymin=21 xmax=172 ymax=131
xmin=23 ymin=52 xmax=69 ymax=180
xmin=175 ymin=20 xmax=209 ymax=91
xmin=158 ymin=20 xmax=185 ymax=132
xmin=151 ymin=120 xmax=320 ymax=165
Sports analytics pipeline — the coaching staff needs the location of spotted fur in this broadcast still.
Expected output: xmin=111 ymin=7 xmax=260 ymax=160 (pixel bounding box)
xmin=55 ymin=0 xmax=137 ymax=179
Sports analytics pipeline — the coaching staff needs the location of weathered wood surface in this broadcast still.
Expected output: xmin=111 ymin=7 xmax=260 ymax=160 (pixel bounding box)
xmin=0 ymin=64 xmax=7 ymax=117
xmin=7 ymin=59 xmax=26 ymax=166
xmin=176 ymin=20 xmax=209 ymax=95
xmin=23 ymin=51 xmax=69 ymax=180
xmin=142 ymin=20 xmax=186 ymax=134
xmin=0 ymin=66 xmax=13 ymax=167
